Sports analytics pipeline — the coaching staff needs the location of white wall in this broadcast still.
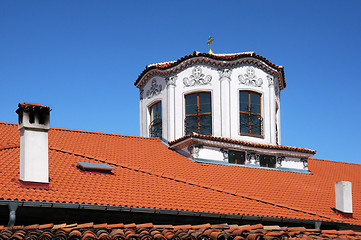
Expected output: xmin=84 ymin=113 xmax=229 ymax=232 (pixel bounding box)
xmin=139 ymin=61 xmax=281 ymax=146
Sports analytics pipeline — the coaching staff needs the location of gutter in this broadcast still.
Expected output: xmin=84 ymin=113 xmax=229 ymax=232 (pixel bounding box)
xmin=7 ymin=200 xmax=18 ymax=227
xmin=0 ymin=200 xmax=355 ymax=229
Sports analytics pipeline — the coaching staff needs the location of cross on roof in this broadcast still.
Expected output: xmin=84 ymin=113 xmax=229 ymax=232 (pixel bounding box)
xmin=207 ymin=36 xmax=214 ymax=54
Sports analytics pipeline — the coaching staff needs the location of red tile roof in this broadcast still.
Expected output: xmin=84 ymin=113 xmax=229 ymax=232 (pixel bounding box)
xmin=169 ymin=133 xmax=316 ymax=155
xmin=134 ymin=51 xmax=286 ymax=90
xmin=0 ymin=122 xmax=360 ymax=226
xmin=2 ymin=222 xmax=361 ymax=240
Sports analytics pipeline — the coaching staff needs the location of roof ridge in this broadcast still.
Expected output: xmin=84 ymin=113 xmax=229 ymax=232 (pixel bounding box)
xmin=49 ymin=147 xmax=339 ymax=223
xmin=50 ymin=127 xmax=158 ymax=141
xmin=310 ymin=158 xmax=361 ymax=167
xmin=0 ymin=122 xmax=158 ymax=141
xmin=0 ymin=121 xmax=17 ymax=126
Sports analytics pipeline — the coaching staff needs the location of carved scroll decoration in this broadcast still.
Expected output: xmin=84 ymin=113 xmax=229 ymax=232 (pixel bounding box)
xmin=146 ymin=79 xmax=162 ymax=99
xmin=238 ymin=67 xmax=263 ymax=87
xmin=183 ymin=67 xmax=212 ymax=87
xmin=188 ymin=144 xmax=202 ymax=158
xmin=277 ymin=156 xmax=285 ymax=167
xmin=220 ymin=148 xmax=229 ymax=161
xmin=246 ymin=152 xmax=260 ymax=165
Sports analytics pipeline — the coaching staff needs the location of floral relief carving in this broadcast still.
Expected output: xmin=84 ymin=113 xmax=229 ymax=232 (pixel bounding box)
xmin=238 ymin=67 xmax=263 ymax=87
xmin=146 ymin=79 xmax=162 ymax=99
xmin=188 ymin=144 xmax=202 ymax=158
xmin=165 ymin=75 xmax=177 ymax=87
xmin=246 ymin=152 xmax=260 ymax=165
xmin=218 ymin=69 xmax=232 ymax=80
xmin=183 ymin=67 xmax=212 ymax=87
xmin=277 ymin=156 xmax=285 ymax=167
xmin=301 ymin=158 xmax=308 ymax=170
xmin=220 ymin=148 xmax=229 ymax=161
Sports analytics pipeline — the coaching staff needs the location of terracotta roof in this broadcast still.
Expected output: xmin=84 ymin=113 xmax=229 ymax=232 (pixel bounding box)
xmin=169 ymin=133 xmax=316 ymax=155
xmin=1 ymin=222 xmax=361 ymax=240
xmin=0 ymin=122 xmax=360 ymax=226
xmin=134 ymin=51 xmax=286 ymax=90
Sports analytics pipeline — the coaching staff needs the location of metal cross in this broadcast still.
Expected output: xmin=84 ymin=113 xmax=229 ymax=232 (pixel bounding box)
xmin=207 ymin=36 xmax=214 ymax=46
xmin=207 ymin=36 xmax=214 ymax=54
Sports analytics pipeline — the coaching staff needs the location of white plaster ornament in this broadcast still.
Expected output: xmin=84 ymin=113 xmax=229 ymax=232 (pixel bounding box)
xmin=238 ymin=67 xmax=263 ymax=87
xmin=183 ymin=67 xmax=212 ymax=87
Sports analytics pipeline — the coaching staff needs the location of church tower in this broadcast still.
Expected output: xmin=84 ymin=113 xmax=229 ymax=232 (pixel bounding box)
xmin=135 ymin=51 xmax=315 ymax=171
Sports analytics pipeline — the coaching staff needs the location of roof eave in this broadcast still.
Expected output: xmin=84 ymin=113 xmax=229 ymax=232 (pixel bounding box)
xmin=135 ymin=52 xmax=286 ymax=90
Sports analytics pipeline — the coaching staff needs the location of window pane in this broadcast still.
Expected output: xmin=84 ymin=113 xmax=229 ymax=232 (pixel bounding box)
xmin=185 ymin=94 xmax=197 ymax=115
xmin=260 ymin=155 xmax=267 ymax=167
xmin=199 ymin=114 xmax=212 ymax=135
xmin=236 ymin=152 xmax=245 ymax=165
xmin=250 ymin=92 xmax=261 ymax=114
xmin=250 ymin=115 xmax=261 ymax=135
xmin=150 ymin=102 xmax=162 ymax=138
xmin=240 ymin=113 xmax=250 ymax=133
xmin=185 ymin=116 xmax=198 ymax=134
xmin=240 ymin=92 xmax=249 ymax=112
xmin=157 ymin=102 xmax=162 ymax=119
xmin=199 ymin=93 xmax=211 ymax=113
xmin=229 ymin=151 xmax=235 ymax=164
xmin=268 ymin=156 xmax=276 ymax=168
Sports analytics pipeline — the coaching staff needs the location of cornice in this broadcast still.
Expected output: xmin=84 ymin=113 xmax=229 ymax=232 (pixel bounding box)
xmin=135 ymin=51 xmax=286 ymax=90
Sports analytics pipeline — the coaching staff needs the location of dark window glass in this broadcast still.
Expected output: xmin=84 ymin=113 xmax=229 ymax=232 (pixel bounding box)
xmin=228 ymin=151 xmax=245 ymax=165
xmin=239 ymin=91 xmax=262 ymax=136
xmin=185 ymin=94 xmax=197 ymax=115
xmin=260 ymin=155 xmax=276 ymax=168
xmin=250 ymin=115 xmax=261 ymax=135
xmin=185 ymin=116 xmax=198 ymax=134
xmin=250 ymin=92 xmax=261 ymax=114
xmin=149 ymin=102 xmax=162 ymax=138
xmin=229 ymin=151 xmax=235 ymax=164
xmin=240 ymin=92 xmax=249 ymax=112
xmin=185 ymin=92 xmax=212 ymax=135
xmin=260 ymin=155 xmax=267 ymax=167
xmin=199 ymin=92 xmax=212 ymax=113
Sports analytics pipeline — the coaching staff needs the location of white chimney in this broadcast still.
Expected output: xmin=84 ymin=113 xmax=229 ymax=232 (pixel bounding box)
xmin=16 ymin=102 xmax=51 ymax=183
xmin=335 ymin=181 xmax=353 ymax=214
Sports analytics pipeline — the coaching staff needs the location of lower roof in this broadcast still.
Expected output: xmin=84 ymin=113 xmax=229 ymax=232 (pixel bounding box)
xmin=0 ymin=122 xmax=360 ymax=226
xmin=2 ymin=222 xmax=361 ymax=240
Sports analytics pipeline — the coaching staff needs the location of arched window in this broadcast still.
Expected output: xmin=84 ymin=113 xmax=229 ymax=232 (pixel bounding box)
xmin=149 ymin=102 xmax=162 ymax=138
xmin=240 ymin=91 xmax=262 ymax=136
xmin=185 ymin=92 xmax=212 ymax=135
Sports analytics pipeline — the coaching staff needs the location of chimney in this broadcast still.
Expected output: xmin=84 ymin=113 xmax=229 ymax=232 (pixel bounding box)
xmin=16 ymin=103 xmax=51 ymax=183
xmin=335 ymin=181 xmax=353 ymax=214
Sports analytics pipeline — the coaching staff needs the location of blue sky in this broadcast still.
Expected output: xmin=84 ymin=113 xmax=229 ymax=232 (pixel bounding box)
xmin=1 ymin=1 xmax=360 ymax=164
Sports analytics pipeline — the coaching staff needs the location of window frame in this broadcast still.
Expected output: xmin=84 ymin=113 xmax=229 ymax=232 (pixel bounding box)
xmin=228 ymin=150 xmax=245 ymax=165
xmin=184 ymin=91 xmax=212 ymax=135
xmin=149 ymin=101 xmax=162 ymax=138
xmin=259 ymin=155 xmax=276 ymax=168
xmin=239 ymin=90 xmax=263 ymax=137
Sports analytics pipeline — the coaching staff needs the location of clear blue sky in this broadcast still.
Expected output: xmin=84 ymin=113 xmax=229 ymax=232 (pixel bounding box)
xmin=1 ymin=1 xmax=360 ymax=164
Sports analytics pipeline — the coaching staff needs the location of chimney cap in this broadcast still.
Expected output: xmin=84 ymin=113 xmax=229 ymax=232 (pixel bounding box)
xmin=16 ymin=102 xmax=51 ymax=114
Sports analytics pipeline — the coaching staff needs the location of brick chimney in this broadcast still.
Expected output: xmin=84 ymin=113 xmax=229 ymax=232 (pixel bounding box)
xmin=16 ymin=103 xmax=51 ymax=183
xmin=335 ymin=181 xmax=353 ymax=214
